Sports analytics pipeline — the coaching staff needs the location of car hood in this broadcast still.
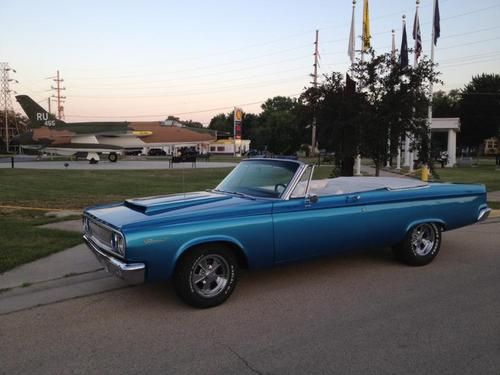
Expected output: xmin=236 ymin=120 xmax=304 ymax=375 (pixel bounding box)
xmin=84 ymin=191 xmax=272 ymax=231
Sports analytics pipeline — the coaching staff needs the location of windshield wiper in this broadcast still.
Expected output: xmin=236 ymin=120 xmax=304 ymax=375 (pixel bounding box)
xmin=210 ymin=189 xmax=256 ymax=200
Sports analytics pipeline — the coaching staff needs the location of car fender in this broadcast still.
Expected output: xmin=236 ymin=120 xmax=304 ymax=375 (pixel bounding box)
xmin=405 ymin=218 xmax=446 ymax=234
xmin=171 ymin=235 xmax=248 ymax=273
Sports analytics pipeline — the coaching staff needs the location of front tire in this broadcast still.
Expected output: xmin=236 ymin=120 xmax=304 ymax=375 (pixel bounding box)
xmin=173 ymin=245 xmax=239 ymax=308
xmin=393 ymin=223 xmax=442 ymax=266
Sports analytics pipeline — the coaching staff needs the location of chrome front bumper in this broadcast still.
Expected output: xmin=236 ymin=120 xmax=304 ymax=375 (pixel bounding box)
xmin=477 ymin=208 xmax=491 ymax=223
xmin=84 ymin=235 xmax=145 ymax=285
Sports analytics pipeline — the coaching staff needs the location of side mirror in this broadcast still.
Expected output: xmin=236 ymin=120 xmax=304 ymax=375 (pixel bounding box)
xmin=306 ymin=194 xmax=319 ymax=204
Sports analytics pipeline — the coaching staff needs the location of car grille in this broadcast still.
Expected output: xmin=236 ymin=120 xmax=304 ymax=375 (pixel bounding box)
xmin=88 ymin=220 xmax=113 ymax=247
xmin=83 ymin=216 xmax=120 ymax=256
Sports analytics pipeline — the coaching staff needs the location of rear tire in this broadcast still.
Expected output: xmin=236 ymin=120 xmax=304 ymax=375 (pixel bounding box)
xmin=393 ymin=223 xmax=442 ymax=266
xmin=173 ymin=244 xmax=239 ymax=308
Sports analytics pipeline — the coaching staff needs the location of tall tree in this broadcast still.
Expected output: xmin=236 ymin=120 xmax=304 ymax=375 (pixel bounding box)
xmin=253 ymin=96 xmax=301 ymax=154
xmin=208 ymin=113 xmax=233 ymax=136
xmin=459 ymin=74 xmax=500 ymax=149
xmin=298 ymin=73 xmax=365 ymax=175
xmin=432 ymin=90 xmax=460 ymax=117
xmin=351 ymin=50 xmax=440 ymax=175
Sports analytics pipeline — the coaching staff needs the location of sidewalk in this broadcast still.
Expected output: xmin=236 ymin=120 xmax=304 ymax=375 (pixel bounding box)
xmin=0 ymin=225 xmax=129 ymax=315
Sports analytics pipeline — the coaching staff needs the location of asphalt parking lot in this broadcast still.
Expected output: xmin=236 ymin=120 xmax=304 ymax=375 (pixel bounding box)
xmin=1 ymin=220 xmax=499 ymax=375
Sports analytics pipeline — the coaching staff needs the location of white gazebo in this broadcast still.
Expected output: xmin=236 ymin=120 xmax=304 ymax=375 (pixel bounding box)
xmin=430 ymin=118 xmax=459 ymax=167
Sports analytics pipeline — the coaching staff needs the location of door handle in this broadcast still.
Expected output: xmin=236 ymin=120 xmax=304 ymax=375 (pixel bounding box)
xmin=346 ymin=195 xmax=361 ymax=203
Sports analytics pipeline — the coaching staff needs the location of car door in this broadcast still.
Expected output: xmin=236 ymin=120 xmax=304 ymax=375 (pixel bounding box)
xmin=272 ymin=192 xmax=367 ymax=264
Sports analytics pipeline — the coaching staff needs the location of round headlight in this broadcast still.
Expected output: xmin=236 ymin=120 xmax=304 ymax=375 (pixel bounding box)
xmin=82 ymin=217 xmax=90 ymax=233
xmin=112 ymin=232 xmax=125 ymax=256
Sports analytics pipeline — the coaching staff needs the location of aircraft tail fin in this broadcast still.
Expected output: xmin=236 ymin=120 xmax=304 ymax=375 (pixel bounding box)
xmin=15 ymin=95 xmax=65 ymax=128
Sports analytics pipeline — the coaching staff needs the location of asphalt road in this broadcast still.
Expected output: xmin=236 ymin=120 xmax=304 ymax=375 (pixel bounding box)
xmin=1 ymin=221 xmax=499 ymax=375
xmin=0 ymin=160 xmax=236 ymax=169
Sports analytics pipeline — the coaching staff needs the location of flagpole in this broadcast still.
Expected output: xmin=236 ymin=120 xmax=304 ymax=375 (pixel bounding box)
xmin=356 ymin=0 xmax=370 ymax=175
xmin=351 ymin=0 xmax=362 ymax=175
xmin=402 ymin=13 xmax=410 ymax=169
xmin=386 ymin=28 xmax=396 ymax=169
xmin=391 ymin=28 xmax=401 ymax=170
xmin=427 ymin=0 xmax=436 ymax=167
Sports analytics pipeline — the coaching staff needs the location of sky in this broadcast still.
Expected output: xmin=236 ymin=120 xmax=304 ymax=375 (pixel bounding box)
xmin=1 ymin=0 xmax=499 ymax=124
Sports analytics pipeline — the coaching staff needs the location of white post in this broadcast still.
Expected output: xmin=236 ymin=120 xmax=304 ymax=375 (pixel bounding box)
xmin=403 ymin=135 xmax=410 ymax=167
xmin=446 ymin=129 xmax=456 ymax=167
xmin=355 ymin=155 xmax=362 ymax=175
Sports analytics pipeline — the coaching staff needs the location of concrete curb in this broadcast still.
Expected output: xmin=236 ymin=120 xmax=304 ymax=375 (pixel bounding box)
xmin=489 ymin=209 xmax=500 ymax=218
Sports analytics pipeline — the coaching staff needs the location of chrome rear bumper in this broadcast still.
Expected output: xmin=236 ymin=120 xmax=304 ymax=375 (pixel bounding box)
xmin=84 ymin=235 xmax=145 ymax=285
xmin=477 ymin=208 xmax=491 ymax=223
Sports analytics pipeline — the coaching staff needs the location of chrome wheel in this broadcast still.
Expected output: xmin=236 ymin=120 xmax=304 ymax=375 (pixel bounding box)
xmin=411 ymin=223 xmax=437 ymax=256
xmin=190 ymin=254 xmax=230 ymax=298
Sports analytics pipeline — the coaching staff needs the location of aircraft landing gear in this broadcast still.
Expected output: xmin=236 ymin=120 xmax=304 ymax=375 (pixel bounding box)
xmin=108 ymin=153 xmax=118 ymax=162
xmin=86 ymin=152 xmax=100 ymax=164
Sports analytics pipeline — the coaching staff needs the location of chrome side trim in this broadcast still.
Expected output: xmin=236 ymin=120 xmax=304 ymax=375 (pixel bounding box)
xmin=477 ymin=208 xmax=491 ymax=222
xmin=84 ymin=235 xmax=145 ymax=285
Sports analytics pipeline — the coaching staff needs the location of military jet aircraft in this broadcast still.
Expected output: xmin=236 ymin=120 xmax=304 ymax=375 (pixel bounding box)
xmin=15 ymin=95 xmax=148 ymax=162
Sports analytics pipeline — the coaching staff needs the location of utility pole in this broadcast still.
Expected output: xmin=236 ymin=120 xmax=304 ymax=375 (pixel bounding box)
xmin=310 ymin=29 xmax=319 ymax=156
xmin=51 ymin=70 xmax=66 ymax=120
xmin=1 ymin=63 xmax=18 ymax=152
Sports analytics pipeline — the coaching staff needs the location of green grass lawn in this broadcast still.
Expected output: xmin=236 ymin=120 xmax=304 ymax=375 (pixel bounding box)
xmin=0 ymin=168 xmax=234 ymax=209
xmin=0 ymin=166 xmax=335 ymax=210
xmin=0 ymin=209 xmax=82 ymax=273
xmin=434 ymin=165 xmax=500 ymax=192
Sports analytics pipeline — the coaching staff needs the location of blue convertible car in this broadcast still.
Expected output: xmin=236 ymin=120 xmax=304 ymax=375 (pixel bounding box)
xmin=83 ymin=159 xmax=491 ymax=307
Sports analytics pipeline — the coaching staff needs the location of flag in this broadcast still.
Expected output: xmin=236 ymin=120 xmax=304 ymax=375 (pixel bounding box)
xmin=362 ymin=0 xmax=370 ymax=52
xmin=399 ymin=20 xmax=408 ymax=68
xmin=433 ymin=0 xmax=440 ymax=45
xmin=348 ymin=2 xmax=356 ymax=63
xmin=413 ymin=6 xmax=422 ymax=61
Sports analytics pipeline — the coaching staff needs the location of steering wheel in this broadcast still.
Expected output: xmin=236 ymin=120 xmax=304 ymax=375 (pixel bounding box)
xmin=274 ymin=183 xmax=287 ymax=195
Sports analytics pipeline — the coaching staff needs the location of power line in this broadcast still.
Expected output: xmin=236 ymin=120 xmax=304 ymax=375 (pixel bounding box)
xmin=440 ymin=56 xmax=500 ymax=69
xmin=68 ymin=65 xmax=311 ymax=91
xmin=67 ymin=45 xmax=312 ymax=81
xmin=65 ymin=92 xmax=303 ymax=119
xmin=68 ymin=75 xmax=307 ymax=99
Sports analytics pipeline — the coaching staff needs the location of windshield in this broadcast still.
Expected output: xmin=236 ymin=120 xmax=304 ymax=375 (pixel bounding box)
xmin=215 ymin=160 xmax=300 ymax=199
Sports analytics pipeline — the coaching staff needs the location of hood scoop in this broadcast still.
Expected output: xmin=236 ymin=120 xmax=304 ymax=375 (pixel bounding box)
xmin=124 ymin=192 xmax=232 ymax=215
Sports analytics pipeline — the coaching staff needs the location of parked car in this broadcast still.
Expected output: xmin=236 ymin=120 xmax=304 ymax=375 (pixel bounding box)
xmin=83 ymin=159 xmax=490 ymax=308
xmin=172 ymin=147 xmax=197 ymax=163
xmin=148 ymin=148 xmax=167 ymax=156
